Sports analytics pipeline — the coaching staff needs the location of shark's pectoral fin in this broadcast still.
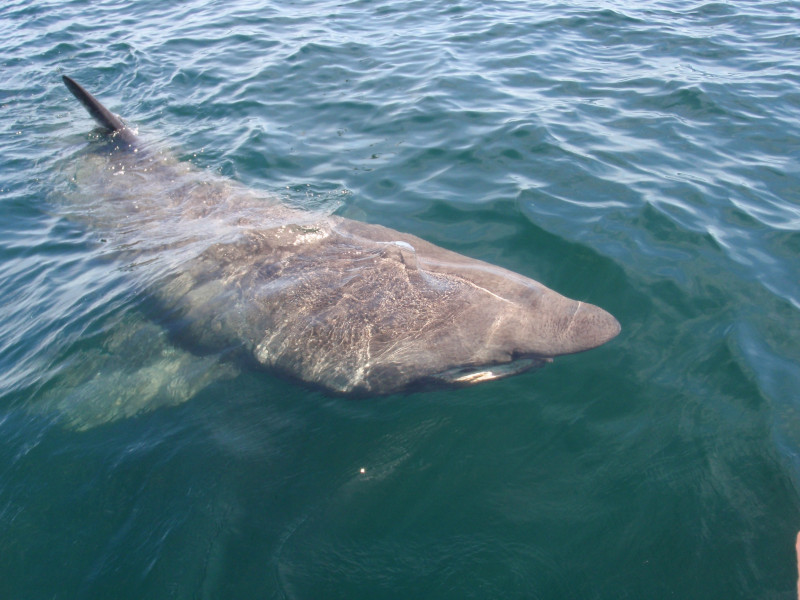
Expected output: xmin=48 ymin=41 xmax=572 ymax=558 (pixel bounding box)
xmin=31 ymin=314 xmax=238 ymax=430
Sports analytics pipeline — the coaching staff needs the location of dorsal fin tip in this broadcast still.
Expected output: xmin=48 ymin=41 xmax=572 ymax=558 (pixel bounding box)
xmin=62 ymin=74 xmax=138 ymax=147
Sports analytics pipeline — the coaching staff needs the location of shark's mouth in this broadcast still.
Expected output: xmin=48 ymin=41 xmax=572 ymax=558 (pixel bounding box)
xmin=434 ymin=357 xmax=551 ymax=386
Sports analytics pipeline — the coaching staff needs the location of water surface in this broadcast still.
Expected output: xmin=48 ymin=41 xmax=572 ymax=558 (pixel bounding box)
xmin=1 ymin=1 xmax=799 ymax=598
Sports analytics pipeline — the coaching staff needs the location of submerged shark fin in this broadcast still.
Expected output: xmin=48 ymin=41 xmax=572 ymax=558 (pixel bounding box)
xmin=63 ymin=75 xmax=138 ymax=147
xmin=30 ymin=314 xmax=239 ymax=430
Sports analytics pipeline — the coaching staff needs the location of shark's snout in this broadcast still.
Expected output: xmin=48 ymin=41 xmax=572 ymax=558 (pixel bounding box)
xmin=559 ymin=301 xmax=621 ymax=354
xmin=503 ymin=292 xmax=620 ymax=360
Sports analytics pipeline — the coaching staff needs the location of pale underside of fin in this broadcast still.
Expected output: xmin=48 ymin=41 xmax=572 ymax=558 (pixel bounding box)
xmin=31 ymin=314 xmax=238 ymax=430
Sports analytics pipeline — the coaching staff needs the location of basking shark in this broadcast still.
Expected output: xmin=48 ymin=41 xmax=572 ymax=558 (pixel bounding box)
xmin=59 ymin=74 xmax=619 ymax=399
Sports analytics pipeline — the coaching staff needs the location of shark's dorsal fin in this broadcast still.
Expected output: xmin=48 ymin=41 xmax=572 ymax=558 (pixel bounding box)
xmin=63 ymin=75 xmax=138 ymax=147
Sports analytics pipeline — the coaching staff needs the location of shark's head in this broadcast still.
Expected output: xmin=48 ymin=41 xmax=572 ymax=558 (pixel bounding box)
xmin=371 ymin=254 xmax=620 ymax=393
xmin=238 ymin=218 xmax=620 ymax=395
xmin=423 ymin=284 xmax=620 ymax=388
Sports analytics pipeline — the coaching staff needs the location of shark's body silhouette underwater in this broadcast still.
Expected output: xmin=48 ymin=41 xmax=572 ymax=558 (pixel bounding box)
xmin=61 ymin=74 xmax=620 ymax=396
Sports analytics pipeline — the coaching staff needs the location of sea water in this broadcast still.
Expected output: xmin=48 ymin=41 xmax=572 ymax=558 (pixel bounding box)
xmin=1 ymin=1 xmax=799 ymax=597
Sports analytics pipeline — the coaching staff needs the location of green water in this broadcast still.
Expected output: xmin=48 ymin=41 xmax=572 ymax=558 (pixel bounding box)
xmin=2 ymin=1 xmax=800 ymax=598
